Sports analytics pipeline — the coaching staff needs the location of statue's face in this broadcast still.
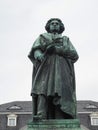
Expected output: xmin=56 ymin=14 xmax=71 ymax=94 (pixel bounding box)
xmin=49 ymin=20 xmax=60 ymax=33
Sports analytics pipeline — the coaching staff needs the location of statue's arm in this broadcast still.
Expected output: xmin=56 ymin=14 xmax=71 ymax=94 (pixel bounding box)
xmin=65 ymin=38 xmax=79 ymax=63
xmin=28 ymin=36 xmax=44 ymax=63
xmin=55 ymin=37 xmax=79 ymax=63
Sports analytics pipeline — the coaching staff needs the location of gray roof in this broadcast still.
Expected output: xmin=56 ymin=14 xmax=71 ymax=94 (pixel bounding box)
xmin=0 ymin=101 xmax=32 ymax=112
xmin=77 ymin=100 xmax=98 ymax=112
xmin=0 ymin=100 xmax=98 ymax=113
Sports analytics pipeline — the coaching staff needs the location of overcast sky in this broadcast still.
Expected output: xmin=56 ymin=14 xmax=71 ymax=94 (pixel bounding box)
xmin=0 ymin=0 xmax=98 ymax=104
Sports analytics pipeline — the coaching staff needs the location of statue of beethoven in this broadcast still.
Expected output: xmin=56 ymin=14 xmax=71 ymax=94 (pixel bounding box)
xmin=28 ymin=18 xmax=79 ymax=120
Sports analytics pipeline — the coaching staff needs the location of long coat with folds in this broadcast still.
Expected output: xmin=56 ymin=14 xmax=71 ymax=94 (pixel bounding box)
xmin=28 ymin=33 xmax=79 ymax=118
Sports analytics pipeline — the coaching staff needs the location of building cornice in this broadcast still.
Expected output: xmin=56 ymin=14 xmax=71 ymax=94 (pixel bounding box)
xmin=0 ymin=111 xmax=96 ymax=115
xmin=0 ymin=111 xmax=32 ymax=115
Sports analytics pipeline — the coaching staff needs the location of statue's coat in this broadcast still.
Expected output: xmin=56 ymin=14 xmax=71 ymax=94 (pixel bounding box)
xmin=28 ymin=33 xmax=79 ymax=118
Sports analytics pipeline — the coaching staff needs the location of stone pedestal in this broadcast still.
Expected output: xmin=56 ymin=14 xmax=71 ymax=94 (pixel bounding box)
xmin=27 ymin=119 xmax=83 ymax=130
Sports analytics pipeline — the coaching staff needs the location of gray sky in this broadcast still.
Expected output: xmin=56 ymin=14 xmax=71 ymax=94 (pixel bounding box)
xmin=0 ymin=0 xmax=98 ymax=104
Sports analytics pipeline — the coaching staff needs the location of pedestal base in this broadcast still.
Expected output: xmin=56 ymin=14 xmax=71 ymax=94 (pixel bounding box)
xmin=27 ymin=119 xmax=83 ymax=130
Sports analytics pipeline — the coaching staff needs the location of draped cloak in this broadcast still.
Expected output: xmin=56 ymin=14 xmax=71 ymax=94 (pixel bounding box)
xmin=28 ymin=33 xmax=79 ymax=118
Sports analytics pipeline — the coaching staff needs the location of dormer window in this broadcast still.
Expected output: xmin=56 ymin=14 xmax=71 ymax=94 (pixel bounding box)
xmin=7 ymin=105 xmax=22 ymax=110
xmin=7 ymin=114 xmax=17 ymax=126
xmin=85 ymin=104 xmax=98 ymax=109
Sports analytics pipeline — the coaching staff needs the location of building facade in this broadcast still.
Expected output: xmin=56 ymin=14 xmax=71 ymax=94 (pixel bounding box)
xmin=0 ymin=100 xmax=98 ymax=130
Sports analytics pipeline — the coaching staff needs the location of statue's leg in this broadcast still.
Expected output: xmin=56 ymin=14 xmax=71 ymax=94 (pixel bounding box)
xmin=34 ymin=94 xmax=47 ymax=120
xmin=32 ymin=94 xmax=38 ymax=120
xmin=47 ymin=96 xmax=55 ymax=119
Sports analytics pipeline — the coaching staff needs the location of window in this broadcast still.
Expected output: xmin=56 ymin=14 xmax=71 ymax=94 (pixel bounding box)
xmin=8 ymin=118 xmax=16 ymax=126
xmin=7 ymin=114 xmax=17 ymax=126
xmin=91 ymin=118 xmax=98 ymax=125
xmin=90 ymin=113 xmax=98 ymax=126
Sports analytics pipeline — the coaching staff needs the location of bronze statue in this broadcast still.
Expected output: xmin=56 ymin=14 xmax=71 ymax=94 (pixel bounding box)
xmin=28 ymin=18 xmax=79 ymax=121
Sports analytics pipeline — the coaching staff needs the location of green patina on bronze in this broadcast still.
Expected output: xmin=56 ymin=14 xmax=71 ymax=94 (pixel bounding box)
xmin=28 ymin=18 xmax=79 ymax=120
xmin=27 ymin=119 xmax=83 ymax=130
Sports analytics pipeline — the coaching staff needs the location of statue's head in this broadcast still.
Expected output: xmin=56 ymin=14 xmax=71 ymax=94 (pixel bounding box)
xmin=45 ymin=18 xmax=65 ymax=34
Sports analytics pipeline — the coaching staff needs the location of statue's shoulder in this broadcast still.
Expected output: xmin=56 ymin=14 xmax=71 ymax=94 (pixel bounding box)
xmin=39 ymin=33 xmax=52 ymax=42
xmin=40 ymin=33 xmax=51 ymax=38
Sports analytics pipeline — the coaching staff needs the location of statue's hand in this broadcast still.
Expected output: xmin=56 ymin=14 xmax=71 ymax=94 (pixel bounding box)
xmin=55 ymin=46 xmax=63 ymax=55
xmin=37 ymin=54 xmax=44 ymax=62
xmin=34 ymin=50 xmax=44 ymax=62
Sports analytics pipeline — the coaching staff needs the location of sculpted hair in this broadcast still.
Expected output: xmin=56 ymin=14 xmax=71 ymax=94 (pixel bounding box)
xmin=45 ymin=18 xmax=65 ymax=34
